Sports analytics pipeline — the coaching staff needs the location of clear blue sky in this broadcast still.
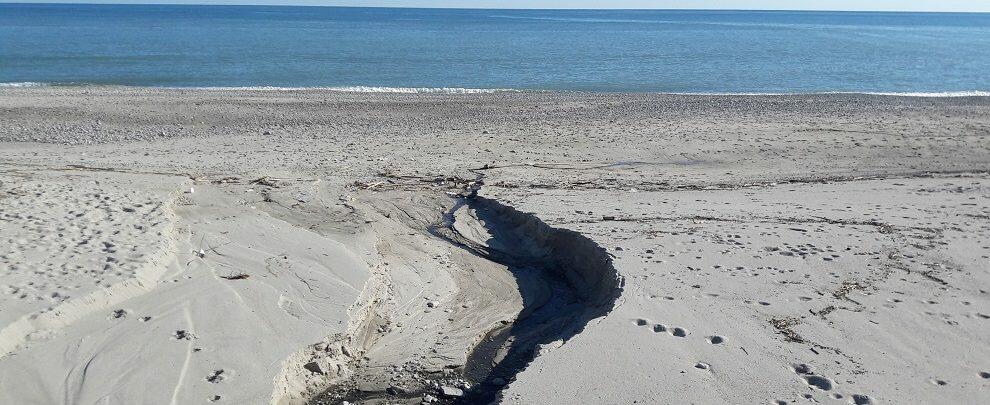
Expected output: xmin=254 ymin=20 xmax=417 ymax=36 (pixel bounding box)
xmin=5 ymin=1 xmax=990 ymax=12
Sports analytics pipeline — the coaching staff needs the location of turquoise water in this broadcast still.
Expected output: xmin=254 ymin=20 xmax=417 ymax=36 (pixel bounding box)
xmin=2 ymin=3 xmax=989 ymax=93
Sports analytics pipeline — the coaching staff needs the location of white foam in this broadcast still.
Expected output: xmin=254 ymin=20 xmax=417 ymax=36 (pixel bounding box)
xmin=671 ymin=90 xmax=990 ymax=97
xmin=328 ymin=86 xmax=518 ymax=94
xmin=0 ymin=82 xmax=48 ymax=87
xmin=859 ymin=91 xmax=990 ymax=97
xmin=4 ymin=82 xmax=988 ymax=97
xmin=187 ymin=86 xmax=519 ymax=94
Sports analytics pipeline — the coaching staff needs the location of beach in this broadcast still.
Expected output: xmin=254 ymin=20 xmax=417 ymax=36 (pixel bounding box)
xmin=1 ymin=87 xmax=989 ymax=405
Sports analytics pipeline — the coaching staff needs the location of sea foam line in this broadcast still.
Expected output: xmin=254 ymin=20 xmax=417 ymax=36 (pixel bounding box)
xmin=671 ymin=90 xmax=990 ymax=97
xmin=3 ymin=82 xmax=988 ymax=97
xmin=0 ymin=82 xmax=49 ymax=87
xmin=187 ymin=86 xmax=520 ymax=94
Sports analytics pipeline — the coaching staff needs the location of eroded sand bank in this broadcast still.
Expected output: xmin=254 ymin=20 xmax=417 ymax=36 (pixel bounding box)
xmin=1 ymin=88 xmax=988 ymax=404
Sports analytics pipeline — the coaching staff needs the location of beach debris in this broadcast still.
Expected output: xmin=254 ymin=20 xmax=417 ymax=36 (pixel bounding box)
xmin=111 ymin=309 xmax=128 ymax=319
xmin=211 ymin=176 xmax=240 ymax=184
xmin=220 ymin=273 xmax=250 ymax=280
xmin=250 ymin=176 xmax=280 ymax=188
xmin=206 ymin=369 xmax=225 ymax=383
xmin=353 ymin=180 xmax=386 ymax=190
xmin=426 ymin=301 xmax=440 ymax=308
xmin=172 ymin=330 xmax=195 ymax=340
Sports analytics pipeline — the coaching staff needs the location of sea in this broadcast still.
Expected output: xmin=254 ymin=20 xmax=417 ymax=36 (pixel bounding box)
xmin=2 ymin=3 xmax=989 ymax=94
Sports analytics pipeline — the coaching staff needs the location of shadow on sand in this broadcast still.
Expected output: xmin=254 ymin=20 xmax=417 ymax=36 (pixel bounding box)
xmin=432 ymin=196 xmax=624 ymax=404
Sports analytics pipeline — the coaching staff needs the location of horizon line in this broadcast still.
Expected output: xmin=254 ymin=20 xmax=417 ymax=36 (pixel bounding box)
xmin=2 ymin=2 xmax=989 ymax=14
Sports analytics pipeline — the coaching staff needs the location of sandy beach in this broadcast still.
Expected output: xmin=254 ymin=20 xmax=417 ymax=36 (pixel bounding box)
xmin=1 ymin=87 xmax=989 ymax=405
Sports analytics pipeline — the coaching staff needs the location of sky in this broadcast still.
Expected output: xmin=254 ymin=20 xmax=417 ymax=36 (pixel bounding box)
xmin=4 ymin=1 xmax=990 ymax=13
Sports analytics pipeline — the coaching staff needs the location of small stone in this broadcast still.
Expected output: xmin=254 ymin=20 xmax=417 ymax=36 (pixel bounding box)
xmin=427 ymin=301 xmax=439 ymax=308
xmin=440 ymin=386 xmax=463 ymax=397
xmin=303 ymin=362 xmax=324 ymax=375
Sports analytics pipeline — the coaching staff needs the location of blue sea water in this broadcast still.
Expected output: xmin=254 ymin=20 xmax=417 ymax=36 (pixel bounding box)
xmin=1 ymin=3 xmax=989 ymax=93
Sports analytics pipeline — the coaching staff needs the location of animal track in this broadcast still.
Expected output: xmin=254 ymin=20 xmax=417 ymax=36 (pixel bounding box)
xmin=634 ymin=319 xmax=689 ymax=338
xmin=707 ymin=335 xmax=724 ymax=344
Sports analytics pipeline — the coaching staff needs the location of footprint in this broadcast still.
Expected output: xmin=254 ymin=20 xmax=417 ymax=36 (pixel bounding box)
xmin=635 ymin=318 xmax=649 ymax=326
xmin=793 ymin=363 xmax=814 ymax=374
xmin=653 ymin=324 xmax=667 ymax=333
xmin=850 ymin=394 xmax=873 ymax=404
xmin=979 ymin=371 xmax=990 ymax=379
xmin=931 ymin=379 xmax=948 ymax=386
xmin=707 ymin=335 xmax=725 ymax=344
xmin=671 ymin=327 xmax=688 ymax=337
xmin=804 ymin=375 xmax=833 ymax=391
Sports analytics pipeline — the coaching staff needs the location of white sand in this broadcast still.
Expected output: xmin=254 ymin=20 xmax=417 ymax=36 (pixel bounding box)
xmin=0 ymin=88 xmax=988 ymax=405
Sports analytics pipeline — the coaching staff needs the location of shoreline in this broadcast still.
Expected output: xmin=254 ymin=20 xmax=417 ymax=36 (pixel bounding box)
xmin=3 ymin=83 xmax=990 ymax=98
